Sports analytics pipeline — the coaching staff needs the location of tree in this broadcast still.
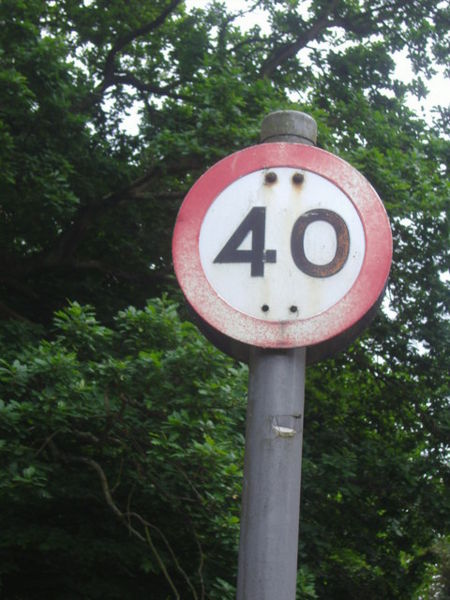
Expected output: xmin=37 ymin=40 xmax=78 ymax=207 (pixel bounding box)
xmin=0 ymin=0 xmax=448 ymax=598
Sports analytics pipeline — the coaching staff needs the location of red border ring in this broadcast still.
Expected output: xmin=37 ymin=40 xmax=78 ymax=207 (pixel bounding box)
xmin=172 ymin=143 xmax=392 ymax=349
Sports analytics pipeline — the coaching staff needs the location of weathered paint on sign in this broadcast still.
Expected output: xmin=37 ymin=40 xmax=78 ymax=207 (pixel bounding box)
xmin=199 ymin=167 xmax=365 ymax=322
xmin=172 ymin=143 xmax=392 ymax=350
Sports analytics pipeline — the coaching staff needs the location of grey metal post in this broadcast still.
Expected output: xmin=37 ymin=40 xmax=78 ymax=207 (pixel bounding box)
xmin=236 ymin=111 xmax=317 ymax=600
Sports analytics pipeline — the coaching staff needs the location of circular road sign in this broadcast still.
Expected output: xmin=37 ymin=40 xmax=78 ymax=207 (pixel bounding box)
xmin=172 ymin=143 xmax=392 ymax=352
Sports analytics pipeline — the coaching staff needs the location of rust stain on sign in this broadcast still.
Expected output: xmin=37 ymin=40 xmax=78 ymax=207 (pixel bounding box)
xmin=172 ymin=143 xmax=392 ymax=352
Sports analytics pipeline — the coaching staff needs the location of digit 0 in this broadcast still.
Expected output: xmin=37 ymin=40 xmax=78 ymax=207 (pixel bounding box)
xmin=290 ymin=209 xmax=350 ymax=277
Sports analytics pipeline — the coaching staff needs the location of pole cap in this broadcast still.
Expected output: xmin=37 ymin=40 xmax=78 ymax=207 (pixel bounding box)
xmin=260 ymin=110 xmax=317 ymax=145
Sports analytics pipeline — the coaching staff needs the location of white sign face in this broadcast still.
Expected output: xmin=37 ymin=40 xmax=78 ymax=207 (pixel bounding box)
xmin=199 ymin=167 xmax=365 ymax=321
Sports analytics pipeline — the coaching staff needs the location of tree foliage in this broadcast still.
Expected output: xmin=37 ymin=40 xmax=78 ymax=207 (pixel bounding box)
xmin=0 ymin=300 xmax=247 ymax=598
xmin=0 ymin=0 xmax=448 ymax=598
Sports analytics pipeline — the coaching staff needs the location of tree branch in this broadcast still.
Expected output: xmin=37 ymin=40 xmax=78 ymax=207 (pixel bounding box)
xmin=112 ymin=72 xmax=189 ymax=100
xmin=102 ymin=0 xmax=183 ymax=82
xmin=144 ymin=525 xmax=181 ymax=600
xmin=131 ymin=512 xmax=198 ymax=600
xmin=74 ymin=0 xmax=184 ymax=112
xmin=188 ymin=519 xmax=206 ymax=600
xmin=69 ymin=455 xmax=199 ymax=599
xmin=260 ymin=1 xmax=340 ymax=78
xmin=35 ymin=430 xmax=62 ymax=457
xmin=67 ymin=260 xmax=172 ymax=285
xmin=230 ymin=35 xmax=267 ymax=55
xmin=0 ymin=299 xmax=31 ymax=322
xmin=45 ymin=156 xmax=201 ymax=264
xmin=70 ymin=456 xmax=128 ymax=521
xmin=0 ymin=275 xmax=39 ymax=300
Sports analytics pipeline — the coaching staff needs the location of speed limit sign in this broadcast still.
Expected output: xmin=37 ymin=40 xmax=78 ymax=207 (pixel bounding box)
xmin=172 ymin=143 xmax=392 ymax=354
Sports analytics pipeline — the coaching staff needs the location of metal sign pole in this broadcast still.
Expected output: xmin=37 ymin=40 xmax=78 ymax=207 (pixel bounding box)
xmin=236 ymin=112 xmax=317 ymax=600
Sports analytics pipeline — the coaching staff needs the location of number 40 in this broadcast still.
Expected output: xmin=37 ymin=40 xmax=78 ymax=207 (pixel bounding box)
xmin=214 ymin=207 xmax=350 ymax=278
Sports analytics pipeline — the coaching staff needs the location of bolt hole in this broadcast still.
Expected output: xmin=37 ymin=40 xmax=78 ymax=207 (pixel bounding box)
xmin=290 ymin=305 xmax=298 ymax=313
xmin=261 ymin=304 xmax=269 ymax=312
xmin=264 ymin=171 xmax=277 ymax=184
xmin=292 ymin=172 xmax=304 ymax=185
